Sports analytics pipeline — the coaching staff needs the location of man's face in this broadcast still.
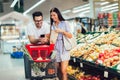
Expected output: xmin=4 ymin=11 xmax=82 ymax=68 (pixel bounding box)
xmin=34 ymin=16 xmax=43 ymax=28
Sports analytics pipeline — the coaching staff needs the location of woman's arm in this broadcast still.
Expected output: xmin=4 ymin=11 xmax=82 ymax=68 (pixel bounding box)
xmin=63 ymin=21 xmax=72 ymax=38
xmin=62 ymin=30 xmax=72 ymax=38
xmin=55 ymin=28 xmax=72 ymax=38
xmin=54 ymin=21 xmax=72 ymax=38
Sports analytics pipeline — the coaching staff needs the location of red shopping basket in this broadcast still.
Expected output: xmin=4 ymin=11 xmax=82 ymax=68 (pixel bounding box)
xmin=25 ymin=44 xmax=54 ymax=62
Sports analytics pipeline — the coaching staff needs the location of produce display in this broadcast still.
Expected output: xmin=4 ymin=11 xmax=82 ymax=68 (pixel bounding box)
xmin=67 ymin=66 xmax=101 ymax=80
xmin=1 ymin=25 xmax=20 ymax=40
xmin=70 ymin=43 xmax=118 ymax=61
xmin=70 ymin=30 xmax=120 ymax=70
xmin=70 ymin=43 xmax=101 ymax=61
xmin=94 ymin=31 xmax=120 ymax=45
xmin=77 ymin=32 xmax=102 ymax=43
xmin=77 ymin=31 xmax=120 ymax=46
xmin=97 ymin=48 xmax=120 ymax=67
xmin=112 ymin=36 xmax=120 ymax=47
xmin=67 ymin=65 xmax=119 ymax=80
xmin=77 ymin=33 xmax=85 ymax=40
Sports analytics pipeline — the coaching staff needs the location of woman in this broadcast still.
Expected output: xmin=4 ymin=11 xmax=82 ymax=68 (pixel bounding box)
xmin=50 ymin=7 xmax=72 ymax=80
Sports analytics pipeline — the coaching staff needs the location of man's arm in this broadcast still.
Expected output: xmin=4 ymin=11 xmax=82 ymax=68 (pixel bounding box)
xmin=28 ymin=35 xmax=40 ymax=44
xmin=28 ymin=34 xmax=50 ymax=44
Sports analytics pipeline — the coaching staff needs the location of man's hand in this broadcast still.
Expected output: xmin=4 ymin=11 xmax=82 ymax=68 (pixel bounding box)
xmin=28 ymin=34 xmax=49 ymax=44
xmin=39 ymin=37 xmax=48 ymax=44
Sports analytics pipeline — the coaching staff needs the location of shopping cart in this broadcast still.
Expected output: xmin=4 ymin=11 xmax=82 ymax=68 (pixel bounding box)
xmin=23 ymin=44 xmax=57 ymax=80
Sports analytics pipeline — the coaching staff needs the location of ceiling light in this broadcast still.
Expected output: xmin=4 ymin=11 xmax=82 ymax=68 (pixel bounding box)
xmin=81 ymin=10 xmax=90 ymax=14
xmin=101 ymin=3 xmax=118 ymax=9
xmin=101 ymin=6 xmax=118 ymax=11
xmin=109 ymin=9 xmax=118 ymax=13
xmin=23 ymin=0 xmax=46 ymax=15
xmin=73 ymin=3 xmax=90 ymax=10
xmin=100 ymin=2 xmax=109 ymax=6
xmin=10 ymin=0 xmax=19 ymax=8
xmin=79 ymin=10 xmax=90 ymax=17
xmin=72 ymin=7 xmax=90 ymax=13
xmin=62 ymin=10 xmax=71 ymax=14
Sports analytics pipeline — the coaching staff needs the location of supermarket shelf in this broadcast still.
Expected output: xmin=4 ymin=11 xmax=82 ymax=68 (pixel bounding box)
xmin=70 ymin=57 xmax=120 ymax=79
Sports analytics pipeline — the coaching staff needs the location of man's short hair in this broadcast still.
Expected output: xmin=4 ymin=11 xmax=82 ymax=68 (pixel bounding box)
xmin=32 ymin=11 xmax=43 ymax=19
xmin=75 ymin=17 xmax=80 ymax=22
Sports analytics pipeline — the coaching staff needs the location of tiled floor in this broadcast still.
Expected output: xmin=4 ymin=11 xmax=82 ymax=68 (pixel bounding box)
xmin=0 ymin=53 xmax=27 ymax=80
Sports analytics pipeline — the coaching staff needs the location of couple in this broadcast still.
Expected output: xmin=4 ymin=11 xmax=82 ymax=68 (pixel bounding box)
xmin=27 ymin=7 xmax=72 ymax=80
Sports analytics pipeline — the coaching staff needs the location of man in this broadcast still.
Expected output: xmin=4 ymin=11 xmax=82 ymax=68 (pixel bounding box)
xmin=27 ymin=11 xmax=50 ymax=44
xmin=74 ymin=17 xmax=87 ymax=36
xmin=74 ymin=17 xmax=82 ymax=36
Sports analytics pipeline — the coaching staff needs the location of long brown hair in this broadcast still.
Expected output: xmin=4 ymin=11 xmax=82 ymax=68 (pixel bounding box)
xmin=50 ymin=7 xmax=65 ymax=25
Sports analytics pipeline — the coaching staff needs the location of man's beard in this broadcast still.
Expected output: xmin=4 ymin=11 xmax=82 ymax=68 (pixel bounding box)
xmin=36 ymin=24 xmax=42 ymax=29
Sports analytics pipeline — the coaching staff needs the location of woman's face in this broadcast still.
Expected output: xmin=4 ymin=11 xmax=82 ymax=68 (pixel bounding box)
xmin=50 ymin=12 xmax=59 ymax=22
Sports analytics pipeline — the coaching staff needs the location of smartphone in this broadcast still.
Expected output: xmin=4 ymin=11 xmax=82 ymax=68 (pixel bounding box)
xmin=40 ymin=34 xmax=45 ymax=38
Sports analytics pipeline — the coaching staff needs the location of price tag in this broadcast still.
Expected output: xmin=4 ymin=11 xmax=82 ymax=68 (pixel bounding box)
xmin=73 ymin=58 xmax=76 ymax=62
xmin=80 ymin=63 xmax=83 ymax=68
xmin=104 ymin=71 xmax=108 ymax=78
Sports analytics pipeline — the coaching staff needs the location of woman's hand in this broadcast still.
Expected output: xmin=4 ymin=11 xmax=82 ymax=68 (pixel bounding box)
xmin=55 ymin=28 xmax=65 ymax=33
xmin=55 ymin=28 xmax=72 ymax=38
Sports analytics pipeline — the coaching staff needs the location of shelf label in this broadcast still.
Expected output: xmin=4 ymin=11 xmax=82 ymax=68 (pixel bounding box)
xmin=73 ymin=58 xmax=76 ymax=62
xmin=104 ymin=71 xmax=108 ymax=78
xmin=80 ymin=63 xmax=83 ymax=68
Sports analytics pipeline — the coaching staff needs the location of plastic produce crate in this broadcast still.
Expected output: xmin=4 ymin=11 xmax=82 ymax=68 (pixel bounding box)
xmin=23 ymin=44 xmax=57 ymax=80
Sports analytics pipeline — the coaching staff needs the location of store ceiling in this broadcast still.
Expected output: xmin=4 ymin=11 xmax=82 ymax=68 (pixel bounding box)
xmin=0 ymin=0 xmax=119 ymax=22
xmin=0 ymin=0 xmax=89 ymax=21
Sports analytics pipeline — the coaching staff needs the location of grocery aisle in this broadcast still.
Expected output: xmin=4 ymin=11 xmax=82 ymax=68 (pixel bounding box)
xmin=0 ymin=53 xmax=27 ymax=80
